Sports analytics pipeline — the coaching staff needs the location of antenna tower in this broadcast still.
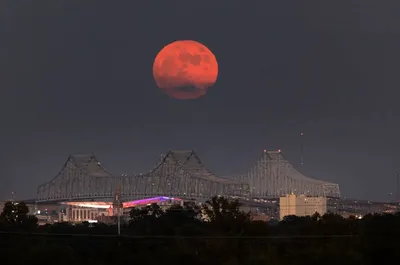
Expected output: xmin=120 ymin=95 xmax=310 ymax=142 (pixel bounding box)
xmin=397 ymin=173 xmax=400 ymax=202
xmin=10 ymin=192 xmax=16 ymax=202
xmin=300 ymin=132 xmax=304 ymax=165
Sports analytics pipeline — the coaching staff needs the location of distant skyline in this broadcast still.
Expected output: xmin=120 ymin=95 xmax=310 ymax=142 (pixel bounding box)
xmin=1 ymin=1 xmax=400 ymax=201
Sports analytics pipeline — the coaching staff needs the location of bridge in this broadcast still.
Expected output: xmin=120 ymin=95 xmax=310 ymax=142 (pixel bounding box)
xmin=235 ymin=150 xmax=340 ymax=198
xmin=36 ymin=150 xmax=340 ymax=203
xmin=37 ymin=150 xmax=249 ymax=202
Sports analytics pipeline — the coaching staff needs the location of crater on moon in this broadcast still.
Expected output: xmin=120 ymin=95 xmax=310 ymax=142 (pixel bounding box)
xmin=153 ymin=40 xmax=218 ymax=100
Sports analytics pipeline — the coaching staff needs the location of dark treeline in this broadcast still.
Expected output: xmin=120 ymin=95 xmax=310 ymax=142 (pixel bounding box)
xmin=1 ymin=197 xmax=400 ymax=265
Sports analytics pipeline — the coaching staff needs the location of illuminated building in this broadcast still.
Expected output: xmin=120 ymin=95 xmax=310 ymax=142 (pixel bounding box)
xmin=279 ymin=194 xmax=327 ymax=220
xmin=57 ymin=196 xmax=183 ymax=223
xmin=62 ymin=205 xmax=109 ymax=222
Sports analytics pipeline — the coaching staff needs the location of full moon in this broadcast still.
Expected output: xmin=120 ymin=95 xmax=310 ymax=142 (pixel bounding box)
xmin=153 ymin=40 xmax=218 ymax=100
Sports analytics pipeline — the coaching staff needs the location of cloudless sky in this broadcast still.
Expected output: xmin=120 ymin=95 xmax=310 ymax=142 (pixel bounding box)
xmin=1 ymin=0 xmax=400 ymax=201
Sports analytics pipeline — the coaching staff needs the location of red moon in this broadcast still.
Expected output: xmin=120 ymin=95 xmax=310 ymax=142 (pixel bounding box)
xmin=153 ymin=40 xmax=218 ymax=100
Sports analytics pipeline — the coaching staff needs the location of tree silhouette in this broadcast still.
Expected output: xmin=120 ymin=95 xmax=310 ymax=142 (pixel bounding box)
xmin=0 ymin=201 xmax=38 ymax=230
xmin=163 ymin=202 xmax=200 ymax=222
xmin=0 ymin=201 xmax=17 ymax=225
xmin=2 ymin=198 xmax=400 ymax=264
xmin=202 ymin=196 xmax=251 ymax=236
xmin=128 ymin=203 xmax=164 ymax=223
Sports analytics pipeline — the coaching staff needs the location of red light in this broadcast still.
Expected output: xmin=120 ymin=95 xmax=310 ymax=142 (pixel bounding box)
xmin=278 ymin=149 xmax=281 ymax=152
xmin=263 ymin=149 xmax=267 ymax=152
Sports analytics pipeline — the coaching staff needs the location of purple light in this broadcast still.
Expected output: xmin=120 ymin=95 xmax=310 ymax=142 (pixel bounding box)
xmin=123 ymin=196 xmax=182 ymax=208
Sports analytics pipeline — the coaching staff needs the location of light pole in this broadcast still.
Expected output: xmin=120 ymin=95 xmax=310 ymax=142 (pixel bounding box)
xmin=114 ymin=179 xmax=122 ymax=236
xmin=117 ymin=204 xmax=121 ymax=236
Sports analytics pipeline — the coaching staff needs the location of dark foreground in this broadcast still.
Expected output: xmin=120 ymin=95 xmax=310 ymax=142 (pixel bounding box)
xmin=1 ymin=197 xmax=400 ymax=265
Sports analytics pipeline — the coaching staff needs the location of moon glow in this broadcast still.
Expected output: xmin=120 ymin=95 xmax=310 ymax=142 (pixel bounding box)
xmin=153 ymin=40 xmax=218 ymax=100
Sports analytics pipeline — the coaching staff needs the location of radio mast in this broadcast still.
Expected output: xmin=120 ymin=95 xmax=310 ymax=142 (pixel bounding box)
xmin=397 ymin=173 xmax=400 ymax=202
xmin=300 ymin=132 xmax=304 ymax=165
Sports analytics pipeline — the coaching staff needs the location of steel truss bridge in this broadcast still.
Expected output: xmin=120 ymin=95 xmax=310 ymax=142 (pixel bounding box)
xmin=36 ymin=150 xmax=340 ymax=203
xmin=234 ymin=150 xmax=340 ymax=198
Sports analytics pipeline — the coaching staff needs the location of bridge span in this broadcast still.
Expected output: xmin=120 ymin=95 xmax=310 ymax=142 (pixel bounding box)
xmin=36 ymin=150 xmax=340 ymax=203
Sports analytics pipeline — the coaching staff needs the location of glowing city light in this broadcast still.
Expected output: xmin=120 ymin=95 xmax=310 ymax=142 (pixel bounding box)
xmin=61 ymin=196 xmax=182 ymax=209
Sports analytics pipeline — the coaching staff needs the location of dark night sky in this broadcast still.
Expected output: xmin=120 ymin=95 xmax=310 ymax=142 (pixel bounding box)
xmin=1 ymin=0 xmax=400 ymax=201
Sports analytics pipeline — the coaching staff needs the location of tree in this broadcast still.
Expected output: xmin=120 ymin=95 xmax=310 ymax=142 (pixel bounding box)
xmin=202 ymin=196 xmax=250 ymax=222
xmin=164 ymin=202 xmax=201 ymax=222
xmin=202 ymin=196 xmax=250 ymax=235
xmin=0 ymin=201 xmax=38 ymax=229
xmin=129 ymin=207 xmax=149 ymax=223
xmin=147 ymin=203 xmax=164 ymax=218
xmin=128 ymin=203 xmax=164 ymax=224
xmin=0 ymin=201 xmax=17 ymax=225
